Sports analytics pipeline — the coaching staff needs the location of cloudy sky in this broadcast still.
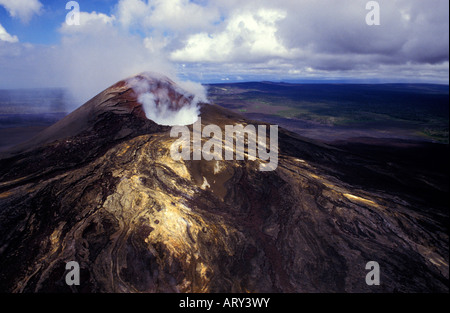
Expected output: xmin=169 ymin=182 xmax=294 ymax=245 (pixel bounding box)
xmin=0 ymin=0 xmax=448 ymax=103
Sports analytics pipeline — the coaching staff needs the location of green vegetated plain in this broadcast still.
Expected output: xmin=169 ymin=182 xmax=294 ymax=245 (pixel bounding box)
xmin=207 ymin=83 xmax=449 ymax=143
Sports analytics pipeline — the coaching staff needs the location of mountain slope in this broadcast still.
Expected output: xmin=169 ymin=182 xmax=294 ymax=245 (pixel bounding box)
xmin=0 ymin=74 xmax=448 ymax=292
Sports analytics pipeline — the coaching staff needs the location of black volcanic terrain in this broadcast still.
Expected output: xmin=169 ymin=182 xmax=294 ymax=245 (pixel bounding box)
xmin=0 ymin=74 xmax=448 ymax=292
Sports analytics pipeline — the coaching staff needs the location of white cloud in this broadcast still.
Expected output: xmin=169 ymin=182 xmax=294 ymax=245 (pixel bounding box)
xmin=170 ymin=0 xmax=448 ymax=83
xmin=116 ymin=0 xmax=220 ymax=34
xmin=0 ymin=0 xmax=448 ymax=94
xmin=116 ymin=0 xmax=151 ymax=29
xmin=59 ymin=11 xmax=116 ymax=34
xmin=143 ymin=36 xmax=169 ymax=54
xmin=0 ymin=7 xmax=209 ymax=108
xmin=55 ymin=11 xmax=176 ymax=106
xmin=171 ymin=8 xmax=290 ymax=63
xmin=0 ymin=23 xmax=18 ymax=43
xmin=0 ymin=0 xmax=42 ymax=22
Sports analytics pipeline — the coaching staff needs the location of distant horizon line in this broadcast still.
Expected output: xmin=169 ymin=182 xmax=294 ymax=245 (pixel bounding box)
xmin=204 ymin=80 xmax=450 ymax=86
xmin=1 ymin=80 xmax=449 ymax=91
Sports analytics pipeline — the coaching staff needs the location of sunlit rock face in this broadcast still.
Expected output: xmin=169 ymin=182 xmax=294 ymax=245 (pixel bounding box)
xmin=0 ymin=74 xmax=448 ymax=293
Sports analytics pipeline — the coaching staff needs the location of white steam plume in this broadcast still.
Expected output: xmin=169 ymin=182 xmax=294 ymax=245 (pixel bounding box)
xmin=127 ymin=72 xmax=208 ymax=126
xmin=138 ymin=92 xmax=199 ymax=126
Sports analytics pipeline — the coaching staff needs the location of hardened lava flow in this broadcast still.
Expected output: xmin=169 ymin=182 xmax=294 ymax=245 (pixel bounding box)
xmin=0 ymin=73 xmax=448 ymax=292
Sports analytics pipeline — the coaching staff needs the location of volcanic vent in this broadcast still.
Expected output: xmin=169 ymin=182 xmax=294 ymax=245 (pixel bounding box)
xmin=0 ymin=73 xmax=448 ymax=293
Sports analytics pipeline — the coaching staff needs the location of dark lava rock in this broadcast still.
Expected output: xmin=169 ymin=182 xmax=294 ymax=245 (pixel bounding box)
xmin=0 ymin=73 xmax=448 ymax=293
